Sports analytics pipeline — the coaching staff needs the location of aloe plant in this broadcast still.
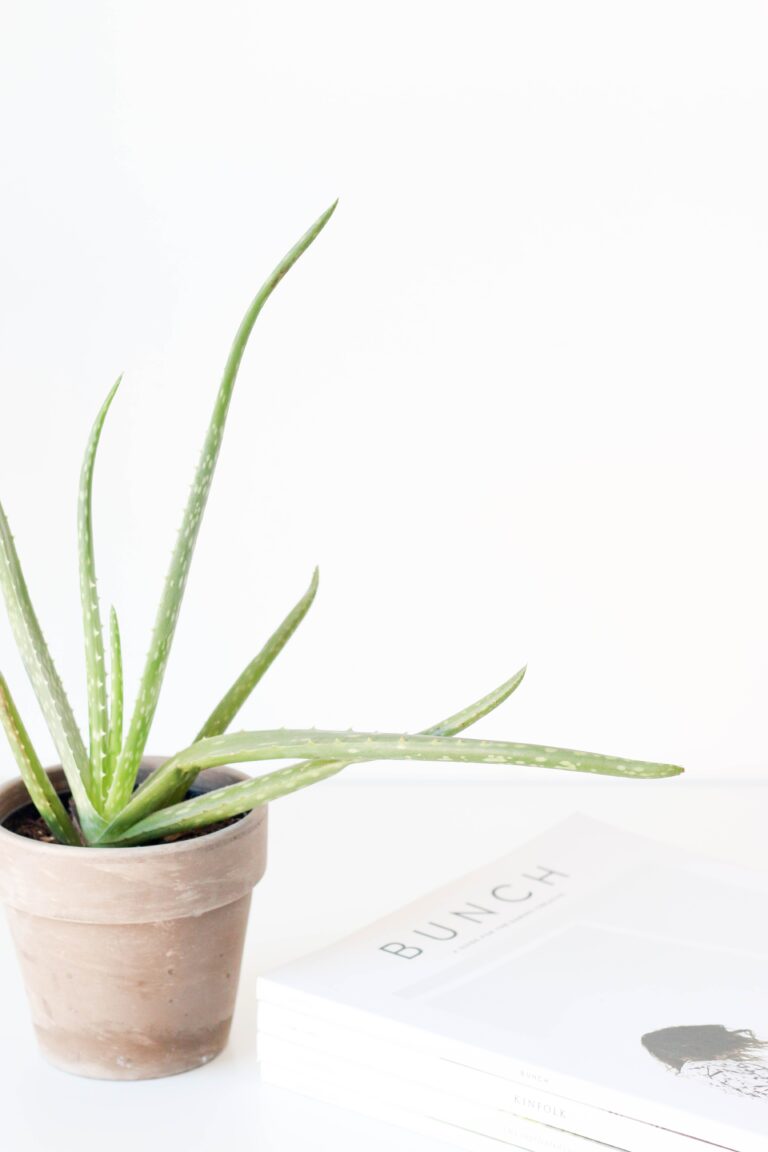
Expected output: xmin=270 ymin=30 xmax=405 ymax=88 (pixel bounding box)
xmin=0 ymin=203 xmax=683 ymax=848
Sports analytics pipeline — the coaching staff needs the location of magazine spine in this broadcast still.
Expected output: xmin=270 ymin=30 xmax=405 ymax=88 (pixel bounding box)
xmin=258 ymin=1028 xmax=717 ymax=1152
xmin=261 ymin=1053 xmax=619 ymax=1152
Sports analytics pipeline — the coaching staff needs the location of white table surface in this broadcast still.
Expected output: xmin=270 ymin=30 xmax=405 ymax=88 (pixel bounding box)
xmin=0 ymin=773 xmax=765 ymax=1152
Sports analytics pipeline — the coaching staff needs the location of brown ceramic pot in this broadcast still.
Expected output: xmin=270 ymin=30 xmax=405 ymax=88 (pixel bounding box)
xmin=0 ymin=758 xmax=268 ymax=1080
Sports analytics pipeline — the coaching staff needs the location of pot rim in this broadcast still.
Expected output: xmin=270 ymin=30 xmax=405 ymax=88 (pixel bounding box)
xmin=0 ymin=757 xmax=262 ymax=859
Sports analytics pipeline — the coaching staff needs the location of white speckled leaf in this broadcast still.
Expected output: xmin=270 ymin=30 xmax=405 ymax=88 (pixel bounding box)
xmin=0 ymin=500 xmax=103 ymax=840
xmin=109 ymin=202 xmax=338 ymax=815
xmin=78 ymin=376 xmax=121 ymax=806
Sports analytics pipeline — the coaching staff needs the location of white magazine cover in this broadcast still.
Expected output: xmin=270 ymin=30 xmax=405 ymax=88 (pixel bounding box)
xmin=257 ymin=816 xmax=768 ymax=1152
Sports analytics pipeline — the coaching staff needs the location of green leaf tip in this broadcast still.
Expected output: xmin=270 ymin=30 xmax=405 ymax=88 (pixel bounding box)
xmin=193 ymin=565 xmax=320 ymax=743
xmin=79 ymin=375 xmax=122 ymax=809
xmin=108 ymin=203 xmax=337 ymax=816
xmin=429 ymin=665 xmax=527 ymax=737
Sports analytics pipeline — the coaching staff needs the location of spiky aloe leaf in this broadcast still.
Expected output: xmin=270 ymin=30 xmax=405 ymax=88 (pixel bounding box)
xmin=0 ymin=674 xmax=81 ymax=846
xmin=106 ymin=605 xmax=123 ymax=787
xmin=79 ymin=377 xmax=121 ymax=806
xmin=102 ymin=666 xmax=529 ymax=844
xmin=0 ymin=499 xmax=104 ymax=841
xmin=108 ymin=201 xmax=338 ymax=816
xmin=99 ymin=721 xmax=682 ymax=844
xmin=195 ymin=567 xmax=319 ymax=742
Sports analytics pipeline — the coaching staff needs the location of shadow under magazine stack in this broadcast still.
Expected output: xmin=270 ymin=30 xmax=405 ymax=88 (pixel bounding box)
xmin=257 ymin=815 xmax=768 ymax=1152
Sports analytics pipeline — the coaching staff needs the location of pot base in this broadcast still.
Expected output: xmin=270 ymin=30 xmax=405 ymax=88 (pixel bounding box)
xmin=36 ymin=1020 xmax=232 ymax=1081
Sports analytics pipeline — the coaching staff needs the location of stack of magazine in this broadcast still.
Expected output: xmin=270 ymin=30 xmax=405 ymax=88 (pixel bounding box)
xmin=257 ymin=815 xmax=768 ymax=1152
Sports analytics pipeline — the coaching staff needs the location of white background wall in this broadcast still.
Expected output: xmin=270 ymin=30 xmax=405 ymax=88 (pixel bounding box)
xmin=1 ymin=1 xmax=767 ymax=784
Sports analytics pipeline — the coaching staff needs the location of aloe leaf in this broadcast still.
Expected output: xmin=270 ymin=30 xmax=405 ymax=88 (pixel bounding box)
xmin=99 ymin=722 xmax=682 ymax=844
xmin=106 ymin=605 xmax=123 ymax=787
xmin=0 ymin=499 xmax=104 ymax=841
xmin=426 ymin=665 xmax=527 ymax=736
xmin=195 ymin=567 xmax=319 ymax=741
xmin=108 ymin=201 xmax=338 ymax=816
xmin=161 ymin=566 xmax=319 ymax=807
xmin=79 ymin=377 xmax=121 ymax=806
xmin=0 ymin=674 xmax=81 ymax=846
xmin=103 ymin=666 xmax=529 ymax=844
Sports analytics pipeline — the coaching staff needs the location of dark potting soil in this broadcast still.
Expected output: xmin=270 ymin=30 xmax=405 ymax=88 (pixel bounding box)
xmin=3 ymin=794 xmax=245 ymax=847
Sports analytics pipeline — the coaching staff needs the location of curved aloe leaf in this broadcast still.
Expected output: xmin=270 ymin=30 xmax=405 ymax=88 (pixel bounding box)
xmin=0 ymin=674 xmax=81 ymax=846
xmin=103 ymin=666 xmax=529 ymax=844
xmin=427 ymin=665 xmax=527 ymax=736
xmin=106 ymin=605 xmax=123 ymax=787
xmin=161 ymin=566 xmax=320 ymax=808
xmin=108 ymin=201 xmax=338 ymax=815
xmin=99 ymin=721 xmax=682 ymax=844
xmin=195 ymin=567 xmax=319 ymax=741
xmin=0 ymin=499 xmax=103 ymax=841
xmin=79 ymin=377 xmax=121 ymax=806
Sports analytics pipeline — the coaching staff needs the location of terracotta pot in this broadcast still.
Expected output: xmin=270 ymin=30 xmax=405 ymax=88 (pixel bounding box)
xmin=0 ymin=758 xmax=268 ymax=1080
